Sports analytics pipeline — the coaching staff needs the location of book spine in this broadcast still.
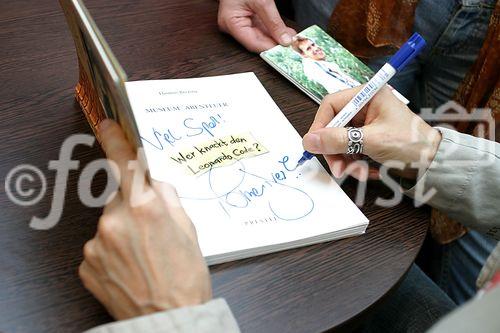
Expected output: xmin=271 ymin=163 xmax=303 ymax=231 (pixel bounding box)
xmin=74 ymin=59 xmax=107 ymax=137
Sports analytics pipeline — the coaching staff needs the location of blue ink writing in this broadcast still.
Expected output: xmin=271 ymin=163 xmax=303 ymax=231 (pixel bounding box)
xmin=184 ymin=114 xmax=223 ymax=138
xmin=141 ymin=127 xmax=182 ymax=150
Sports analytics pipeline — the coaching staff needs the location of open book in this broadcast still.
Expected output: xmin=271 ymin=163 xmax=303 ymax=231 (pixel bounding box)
xmin=261 ymin=25 xmax=409 ymax=104
xmin=60 ymin=0 xmax=368 ymax=265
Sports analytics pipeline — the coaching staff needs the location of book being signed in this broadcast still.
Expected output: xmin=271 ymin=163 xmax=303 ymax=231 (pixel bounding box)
xmin=60 ymin=0 xmax=368 ymax=264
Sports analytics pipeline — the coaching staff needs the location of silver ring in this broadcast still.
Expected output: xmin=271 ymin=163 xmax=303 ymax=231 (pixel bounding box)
xmin=346 ymin=127 xmax=363 ymax=154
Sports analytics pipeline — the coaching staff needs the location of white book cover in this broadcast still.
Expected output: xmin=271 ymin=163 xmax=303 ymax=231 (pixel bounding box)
xmin=125 ymin=73 xmax=368 ymax=264
xmin=59 ymin=0 xmax=368 ymax=265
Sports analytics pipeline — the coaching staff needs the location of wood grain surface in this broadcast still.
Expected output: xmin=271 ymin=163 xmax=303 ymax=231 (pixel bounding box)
xmin=0 ymin=1 xmax=429 ymax=332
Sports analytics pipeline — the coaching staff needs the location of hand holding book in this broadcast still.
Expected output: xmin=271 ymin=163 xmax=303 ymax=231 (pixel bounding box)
xmin=80 ymin=119 xmax=211 ymax=320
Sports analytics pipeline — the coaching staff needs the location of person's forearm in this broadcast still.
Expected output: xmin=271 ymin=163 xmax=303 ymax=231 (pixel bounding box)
xmin=405 ymin=127 xmax=500 ymax=240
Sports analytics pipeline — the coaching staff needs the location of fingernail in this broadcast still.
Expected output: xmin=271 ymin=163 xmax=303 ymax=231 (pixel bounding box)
xmin=303 ymin=133 xmax=321 ymax=152
xmin=280 ymin=33 xmax=292 ymax=45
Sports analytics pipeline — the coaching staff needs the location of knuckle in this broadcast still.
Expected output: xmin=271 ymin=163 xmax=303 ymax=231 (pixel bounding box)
xmin=267 ymin=16 xmax=282 ymax=32
xmin=83 ymin=240 xmax=96 ymax=260
xmin=320 ymin=129 xmax=345 ymax=153
xmin=97 ymin=215 xmax=118 ymax=239
xmin=225 ymin=16 xmax=245 ymax=31
xmin=317 ymin=131 xmax=332 ymax=151
xmin=317 ymin=132 xmax=327 ymax=148
xmin=78 ymin=263 xmax=94 ymax=291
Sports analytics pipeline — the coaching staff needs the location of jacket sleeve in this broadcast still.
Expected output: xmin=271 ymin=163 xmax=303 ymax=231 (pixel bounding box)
xmin=84 ymin=298 xmax=240 ymax=333
xmin=427 ymin=286 xmax=500 ymax=333
xmin=404 ymin=127 xmax=500 ymax=240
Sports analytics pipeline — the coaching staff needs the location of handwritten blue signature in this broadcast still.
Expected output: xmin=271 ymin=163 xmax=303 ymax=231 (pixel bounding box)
xmin=140 ymin=114 xmax=224 ymax=150
xmin=180 ymin=155 xmax=315 ymax=221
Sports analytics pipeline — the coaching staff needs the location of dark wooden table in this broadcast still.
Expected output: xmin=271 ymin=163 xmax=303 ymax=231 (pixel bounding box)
xmin=0 ymin=1 xmax=429 ymax=332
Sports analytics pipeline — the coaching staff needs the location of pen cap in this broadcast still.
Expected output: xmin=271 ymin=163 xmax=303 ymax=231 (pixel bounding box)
xmin=388 ymin=33 xmax=426 ymax=72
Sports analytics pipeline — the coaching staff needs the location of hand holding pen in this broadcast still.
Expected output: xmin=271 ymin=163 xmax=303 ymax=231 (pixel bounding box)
xmin=296 ymin=33 xmax=426 ymax=170
xmin=301 ymin=83 xmax=442 ymax=181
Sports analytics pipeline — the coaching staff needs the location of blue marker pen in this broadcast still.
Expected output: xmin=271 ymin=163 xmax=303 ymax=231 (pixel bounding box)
xmin=296 ymin=32 xmax=426 ymax=168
